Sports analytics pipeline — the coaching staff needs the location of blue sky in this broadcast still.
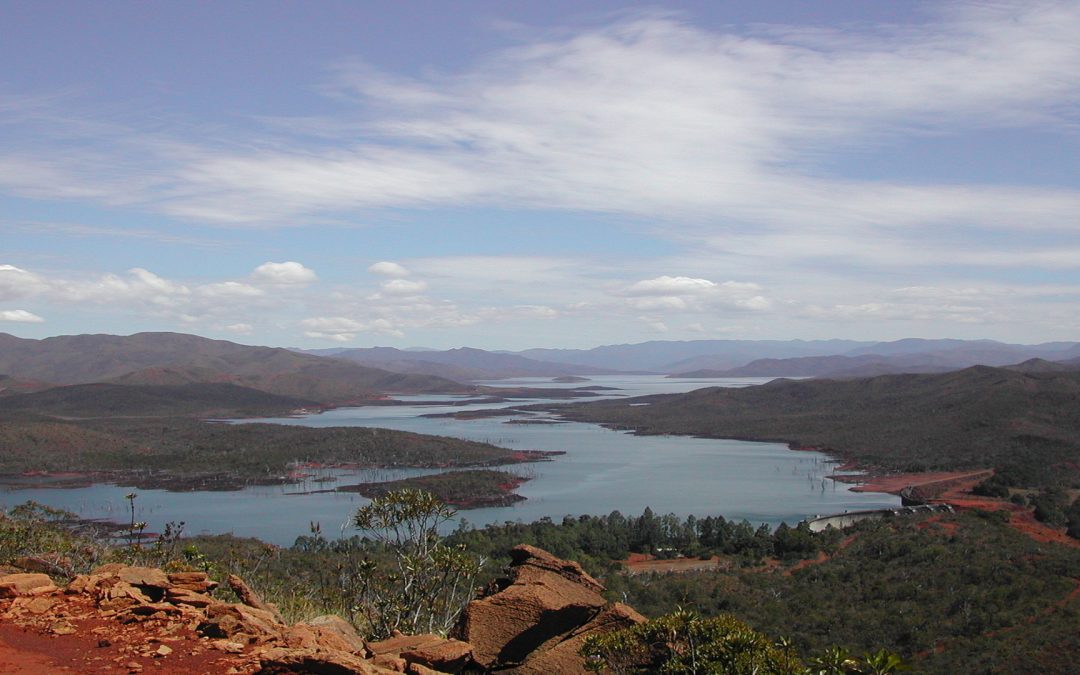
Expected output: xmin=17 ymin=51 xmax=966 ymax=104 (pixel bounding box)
xmin=2 ymin=1 xmax=1079 ymax=349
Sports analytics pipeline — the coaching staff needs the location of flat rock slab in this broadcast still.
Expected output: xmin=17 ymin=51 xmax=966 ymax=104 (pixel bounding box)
xmin=401 ymin=638 xmax=473 ymax=673
xmin=117 ymin=567 xmax=171 ymax=589
xmin=0 ymin=573 xmax=56 ymax=598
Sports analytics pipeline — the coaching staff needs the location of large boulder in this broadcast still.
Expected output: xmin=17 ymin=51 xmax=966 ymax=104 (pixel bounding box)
xmin=0 ymin=572 xmax=57 ymax=598
xmin=302 ymin=615 xmax=369 ymax=655
xmin=199 ymin=602 xmax=287 ymax=643
xmin=508 ymin=602 xmax=646 ymax=674
xmin=400 ymin=638 xmax=473 ymax=673
xmin=454 ymin=545 xmax=643 ymax=672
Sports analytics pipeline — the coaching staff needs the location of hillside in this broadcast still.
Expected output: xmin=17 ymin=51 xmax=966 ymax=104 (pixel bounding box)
xmin=0 ymin=332 xmax=465 ymax=403
xmin=0 ymin=374 xmax=53 ymax=397
xmin=561 ymin=365 xmax=1080 ymax=487
xmin=0 ymin=382 xmax=315 ymax=418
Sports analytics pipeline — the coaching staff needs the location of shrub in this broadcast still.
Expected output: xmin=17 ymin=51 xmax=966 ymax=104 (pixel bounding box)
xmin=351 ymin=489 xmax=485 ymax=637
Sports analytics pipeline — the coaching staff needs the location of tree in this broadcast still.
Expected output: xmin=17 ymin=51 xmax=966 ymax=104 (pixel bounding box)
xmin=352 ymin=489 xmax=485 ymax=637
xmin=807 ymin=645 xmax=859 ymax=674
xmin=857 ymin=648 xmax=911 ymax=674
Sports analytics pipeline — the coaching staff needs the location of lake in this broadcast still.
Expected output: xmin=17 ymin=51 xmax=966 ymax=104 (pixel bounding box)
xmin=1 ymin=375 xmax=901 ymax=545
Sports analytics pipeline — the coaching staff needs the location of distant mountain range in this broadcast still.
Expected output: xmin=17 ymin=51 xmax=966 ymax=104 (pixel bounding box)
xmin=3 ymin=332 xmax=1079 ymax=414
xmin=515 ymin=339 xmax=869 ymax=372
xmin=0 ymin=332 xmax=465 ymax=405
xmin=301 ymin=346 xmax=617 ymax=380
xmin=666 ymin=340 xmax=1080 ymax=378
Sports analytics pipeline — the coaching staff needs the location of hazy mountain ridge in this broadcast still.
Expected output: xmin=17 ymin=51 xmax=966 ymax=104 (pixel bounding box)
xmin=516 ymin=339 xmax=870 ymax=372
xmin=646 ymin=339 xmax=1080 ymax=377
xmin=0 ymin=332 xmax=466 ymax=403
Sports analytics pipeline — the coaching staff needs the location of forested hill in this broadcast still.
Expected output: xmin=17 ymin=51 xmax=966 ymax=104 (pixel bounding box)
xmin=0 ymin=382 xmax=316 ymax=418
xmin=561 ymin=365 xmax=1080 ymax=488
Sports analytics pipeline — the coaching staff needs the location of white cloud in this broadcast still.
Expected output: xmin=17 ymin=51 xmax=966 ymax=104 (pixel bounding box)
xmin=301 ymin=316 xmax=364 ymax=342
xmin=304 ymin=331 xmax=355 ymax=342
xmin=0 ymin=264 xmax=45 ymax=301
xmin=368 ymin=261 xmax=411 ymax=277
xmin=252 ymin=261 xmax=317 ymax=285
xmin=198 ymin=282 xmax=265 ymax=298
xmin=639 ymin=317 xmax=669 ymax=333
xmin=625 ymin=276 xmax=717 ymax=296
xmin=0 ymin=264 xmax=323 ymax=332
xmin=630 ymin=296 xmax=688 ymax=311
xmin=0 ymin=309 xmax=44 ymax=323
xmin=618 ymin=275 xmax=772 ymax=314
xmin=222 ymin=322 xmax=254 ymax=335
xmin=300 ymin=315 xmax=405 ymax=340
xmin=379 ymin=278 xmax=428 ymax=295
xmin=52 ymin=268 xmax=190 ymax=307
xmin=800 ymin=301 xmax=992 ymax=324
xmin=301 ymin=316 xmax=365 ymax=332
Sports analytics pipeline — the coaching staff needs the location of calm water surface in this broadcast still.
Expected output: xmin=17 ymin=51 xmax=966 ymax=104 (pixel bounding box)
xmin=2 ymin=376 xmax=900 ymax=545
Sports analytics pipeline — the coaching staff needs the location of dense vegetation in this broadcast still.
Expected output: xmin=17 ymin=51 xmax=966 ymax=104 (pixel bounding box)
xmin=340 ymin=469 xmax=530 ymax=508
xmin=446 ymin=509 xmax=834 ymax=575
xmin=0 ymin=415 xmax=549 ymax=486
xmin=604 ymin=514 xmax=1080 ymax=674
xmin=581 ymin=610 xmax=808 ymax=674
xmin=4 ymin=498 xmax=1076 ymax=673
xmin=559 ymin=365 xmax=1080 ymax=489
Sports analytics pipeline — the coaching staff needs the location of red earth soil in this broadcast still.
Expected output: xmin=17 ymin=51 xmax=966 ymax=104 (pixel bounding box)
xmin=843 ymin=469 xmax=1079 ymax=549
xmin=0 ymin=592 xmax=251 ymax=674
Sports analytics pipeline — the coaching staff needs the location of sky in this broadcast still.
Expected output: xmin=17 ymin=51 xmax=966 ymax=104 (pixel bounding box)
xmin=2 ymin=0 xmax=1079 ymax=350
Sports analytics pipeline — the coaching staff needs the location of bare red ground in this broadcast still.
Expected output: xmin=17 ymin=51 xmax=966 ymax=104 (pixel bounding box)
xmin=0 ymin=593 xmax=252 ymax=674
xmin=915 ymin=514 xmax=959 ymax=536
xmin=783 ymin=533 xmax=861 ymax=576
xmin=839 ymin=469 xmax=994 ymax=495
xmin=841 ymin=468 xmax=1079 ymax=549
xmin=784 ymin=551 xmax=827 ymax=575
xmin=621 ymin=555 xmax=726 ymax=574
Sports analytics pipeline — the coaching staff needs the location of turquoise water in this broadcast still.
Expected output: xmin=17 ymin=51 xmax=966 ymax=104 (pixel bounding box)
xmin=1 ymin=376 xmax=900 ymax=545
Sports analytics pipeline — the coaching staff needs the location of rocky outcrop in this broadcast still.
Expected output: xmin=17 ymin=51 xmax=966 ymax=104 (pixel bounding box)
xmin=453 ymin=544 xmax=646 ymax=673
xmin=0 ymin=545 xmax=639 ymax=673
xmin=1 ymin=566 xmax=397 ymax=674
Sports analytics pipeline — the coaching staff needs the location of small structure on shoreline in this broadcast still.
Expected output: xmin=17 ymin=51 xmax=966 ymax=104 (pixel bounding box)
xmin=804 ymin=504 xmax=952 ymax=532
